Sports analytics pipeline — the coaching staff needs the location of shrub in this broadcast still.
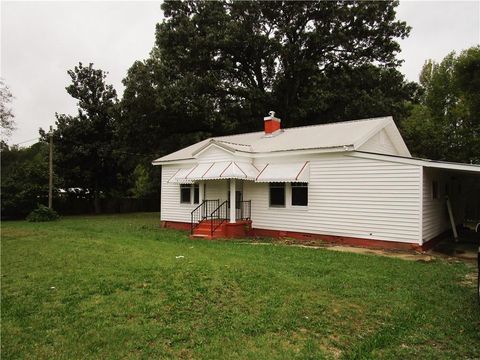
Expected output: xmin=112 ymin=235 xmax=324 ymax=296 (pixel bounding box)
xmin=26 ymin=205 xmax=60 ymax=222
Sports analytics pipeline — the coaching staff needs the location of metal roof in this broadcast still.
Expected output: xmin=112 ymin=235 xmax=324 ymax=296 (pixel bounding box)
xmin=153 ymin=116 xmax=401 ymax=164
xmin=351 ymin=152 xmax=480 ymax=174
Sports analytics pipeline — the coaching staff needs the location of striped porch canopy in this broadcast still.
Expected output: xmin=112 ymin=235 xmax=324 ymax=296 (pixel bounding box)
xmin=255 ymin=161 xmax=309 ymax=183
xmin=168 ymin=161 xmax=310 ymax=183
xmin=168 ymin=162 xmax=258 ymax=183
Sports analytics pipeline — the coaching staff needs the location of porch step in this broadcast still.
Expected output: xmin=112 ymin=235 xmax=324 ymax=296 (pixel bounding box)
xmin=191 ymin=220 xmax=251 ymax=239
xmin=193 ymin=225 xmax=226 ymax=237
xmin=191 ymin=233 xmax=210 ymax=238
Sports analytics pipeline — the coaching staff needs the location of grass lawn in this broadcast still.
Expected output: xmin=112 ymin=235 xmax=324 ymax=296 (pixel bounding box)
xmin=2 ymin=213 xmax=479 ymax=359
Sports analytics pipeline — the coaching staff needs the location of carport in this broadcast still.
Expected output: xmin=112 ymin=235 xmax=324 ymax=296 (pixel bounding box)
xmin=421 ymin=161 xmax=480 ymax=244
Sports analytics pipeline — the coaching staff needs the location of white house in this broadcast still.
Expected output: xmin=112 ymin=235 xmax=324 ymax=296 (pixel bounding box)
xmin=152 ymin=113 xmax=480 ymax=250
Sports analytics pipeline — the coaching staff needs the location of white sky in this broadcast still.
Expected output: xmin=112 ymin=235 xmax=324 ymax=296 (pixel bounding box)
xmin=1 ymin=1 xmax=479 ymax=146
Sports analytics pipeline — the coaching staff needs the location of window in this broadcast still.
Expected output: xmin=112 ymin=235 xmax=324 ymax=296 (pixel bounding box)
xmin=269 ymin=183 xmax=285 ymax=207
xmin=193 ymin=184 xmax=200 ymax=204
xmin=432 ymin=181 xmax=438 ymax=200
xmin=292 ymin=182 xmax=308 ymax=206
xmin=180 ymin=184 xmax=191 ymax=203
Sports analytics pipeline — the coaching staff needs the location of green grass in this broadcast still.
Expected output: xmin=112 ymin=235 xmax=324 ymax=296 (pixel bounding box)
xmin=2 ymin=213 xmax=479 ymax=359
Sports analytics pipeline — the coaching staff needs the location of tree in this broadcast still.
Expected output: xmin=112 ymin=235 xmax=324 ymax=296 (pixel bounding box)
xmin=1 ymin=143 xmax=51 ymax=218
xmin=158 ymin=1 xmax=412 ymax=127
xmin=455 ymin=46 xmax=480 ymax=123
xmin=0 ymin=79 xmax=15 ymax=138
xmin=42 ymin=63 xmax=119 ymax=212
xmin=118 ymin=0 xmax=417 ymax=162
xmin=401 ymin=46 xmax=480 ymax=163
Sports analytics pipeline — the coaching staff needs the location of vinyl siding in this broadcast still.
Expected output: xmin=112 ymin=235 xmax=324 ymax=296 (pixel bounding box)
xmin=161 ymin=167 xmax=230 ymax=223
xmin=161 ymin=154 xmax=423 ymax=244
xmin=358 ymin=129 xmax=399 ymax=155
xmin=204 ymin=180 xmax=229 ymax=202
xmin=196 ymin=145 xmax=236 ymax=163
xmin=422 ymin=168 xmax=477 ymax=242
xmin=245 ymin=154 xmax=422 ymax=244
xmin=161 ymin=166 xmax=198 ymax=223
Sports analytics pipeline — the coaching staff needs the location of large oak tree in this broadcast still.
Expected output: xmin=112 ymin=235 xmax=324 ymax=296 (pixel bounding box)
xmin=119 ymin=0 xmax=416 ymax=160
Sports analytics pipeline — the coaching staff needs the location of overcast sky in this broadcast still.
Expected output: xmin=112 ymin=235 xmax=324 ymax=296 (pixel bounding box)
xmin=1 ymin=1 xmax=479 ymax=146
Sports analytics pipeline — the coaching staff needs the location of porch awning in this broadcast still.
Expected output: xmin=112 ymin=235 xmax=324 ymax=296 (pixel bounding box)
xmin=255 ymin=161 xmax=310 ymax=183
xmin=168 ymin=161 xmax=259 ymax=183
xmin=168 ymin=161 xmax=310 ymax=183
xmin=167 ymin=168 xmax=195 ymax=184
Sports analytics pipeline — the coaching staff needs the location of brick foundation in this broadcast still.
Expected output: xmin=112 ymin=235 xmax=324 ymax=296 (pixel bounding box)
xmin=250 ymin=228 xmax=423 ymax=251
xmin=162 ymin=221 xmax=424 ymax=251
xmin=161 ymin=221 xmax=191 ymax=231
xmin=225 ymin=221 xmax=252 ymax=238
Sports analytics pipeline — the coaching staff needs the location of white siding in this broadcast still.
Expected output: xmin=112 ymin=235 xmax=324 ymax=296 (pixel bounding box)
xmin=245 ymin=154 xmax=422 ymax=244
xmin=204 ymin=180 xmax=229 ymax=202
xmin=161 ymin=166 xmax=230 ymax=223
xmin=196 ymin=145 xmax=235 ymax=163
xmin=422 ymin=168 xmax=451 ymax=241
xmin=358 ymin=129 xmax=399 ymax=155
xmin=422 ymin=168 xmax=478 ymax=242
xmin=161 ymin=154 xmax=423 ymax=244
xmin=161 ymin=166 xmax=198 ymax=223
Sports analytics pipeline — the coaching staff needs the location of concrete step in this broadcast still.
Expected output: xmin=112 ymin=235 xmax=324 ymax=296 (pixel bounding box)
xmin=191 ymin=234 xmax=210 ymax=238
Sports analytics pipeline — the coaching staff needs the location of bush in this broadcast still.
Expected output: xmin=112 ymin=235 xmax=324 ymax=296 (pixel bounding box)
xmin=26 ymin=205 xmax=60 ymax=222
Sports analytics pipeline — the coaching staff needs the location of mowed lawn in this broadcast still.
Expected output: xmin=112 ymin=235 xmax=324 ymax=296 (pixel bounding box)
xmin=1 ymin=213 xmax=479 ymax=359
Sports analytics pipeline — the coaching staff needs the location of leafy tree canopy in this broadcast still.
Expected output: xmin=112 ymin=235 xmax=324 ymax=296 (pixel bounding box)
xmin=0 ymin=78 xmax=15 ymax=138
xmin=1 ymin=142 xmax=52 ymax=218
xmin=40 ymin=63 xmax=119 ymax=212
xmin=401 ymin=46 xmax=480 ymax=163
xmin=118 ymin=0 xmax=417 ymax=161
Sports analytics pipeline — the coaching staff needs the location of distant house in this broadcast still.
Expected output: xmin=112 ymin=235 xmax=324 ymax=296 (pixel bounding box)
xmin=152 ymin=113 xmax=480 ymax=250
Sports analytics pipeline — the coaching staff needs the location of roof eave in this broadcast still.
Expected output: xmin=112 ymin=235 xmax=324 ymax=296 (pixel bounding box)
xmin=152 ymin=145 xmax=355 ymax=165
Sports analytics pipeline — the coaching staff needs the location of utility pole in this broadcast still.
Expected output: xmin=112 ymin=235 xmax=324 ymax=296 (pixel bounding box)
xmin=48 ymin=126 xmax=53 ymax=209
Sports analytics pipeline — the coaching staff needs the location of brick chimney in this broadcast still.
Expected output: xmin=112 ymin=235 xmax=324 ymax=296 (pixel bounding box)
xmin=263 ymin=111 xmax=281 ymax=136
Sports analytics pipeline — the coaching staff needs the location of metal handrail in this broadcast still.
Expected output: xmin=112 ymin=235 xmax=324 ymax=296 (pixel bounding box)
xmin=190 ymin=199 xmax=219 ymax=234
xmin=210 ymin=200 xmax=229 ymax=235
xmin=191 ymin=199 xmax=252 ymax=236
xmin=237 ymin=200 xmax=251 ymax=221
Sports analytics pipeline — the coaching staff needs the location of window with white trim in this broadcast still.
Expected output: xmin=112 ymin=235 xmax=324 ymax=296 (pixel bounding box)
xmin=180 ymin=184 xmax=191 ymax=204
xmin=291 ymin=182 xmax=308 ymax=206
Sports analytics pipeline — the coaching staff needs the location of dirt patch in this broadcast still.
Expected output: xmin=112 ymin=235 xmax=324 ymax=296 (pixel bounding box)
xmin=324 ymin=245 xmax=435 ymax=262
xmin=1 ymin=228 xmax=37 ymax=239
xmin=243 ymin=240 xmax=435 ymax=261
xmin=459 ymin=272 xmax=478 ymax=288
xmin=428 ymin=241 xmax=478 ymax=262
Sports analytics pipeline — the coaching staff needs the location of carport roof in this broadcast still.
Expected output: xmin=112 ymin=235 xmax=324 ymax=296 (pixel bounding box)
xmin=353 ymin=151 xmax=480 ymax=174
